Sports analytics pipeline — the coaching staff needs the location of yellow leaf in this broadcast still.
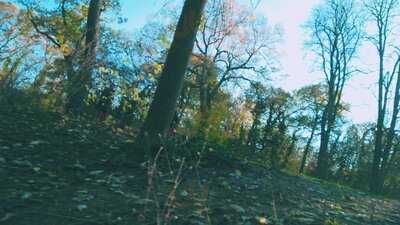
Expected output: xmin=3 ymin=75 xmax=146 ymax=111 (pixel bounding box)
xmin=258 ymin=217 xmax=268 ymax=224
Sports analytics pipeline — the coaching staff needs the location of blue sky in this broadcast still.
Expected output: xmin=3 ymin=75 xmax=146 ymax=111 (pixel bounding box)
xmin=117 ymin=0 xmax=377 ymax=124
xmin=117 ymin=0 xmax=167 ymax=30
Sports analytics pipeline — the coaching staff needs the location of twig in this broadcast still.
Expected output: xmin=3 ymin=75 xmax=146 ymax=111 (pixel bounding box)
xmin=271 ymin=191 xmax=278 ymax=222
xmin=162 ymin=158 xmax=185 ymax=225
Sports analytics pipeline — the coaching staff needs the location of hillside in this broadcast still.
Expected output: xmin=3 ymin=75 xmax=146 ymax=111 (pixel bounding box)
xmin=0 ymin=106 xmax=399 ymax=225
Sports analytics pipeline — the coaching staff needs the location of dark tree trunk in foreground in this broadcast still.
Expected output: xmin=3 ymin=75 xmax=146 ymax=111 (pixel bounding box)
xmin=136 ymin=0 xmax=207 ymax=160
xmin=67 ymin=0 xmax=102 ymax=113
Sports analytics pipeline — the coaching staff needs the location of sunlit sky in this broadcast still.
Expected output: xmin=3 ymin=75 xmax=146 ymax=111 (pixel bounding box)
xmin=117 ymin=0 xmax=379 ymax=124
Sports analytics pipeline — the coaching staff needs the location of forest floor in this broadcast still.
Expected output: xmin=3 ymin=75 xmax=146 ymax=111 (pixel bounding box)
xmin=1 ymin=105 xmax=400 ymax=225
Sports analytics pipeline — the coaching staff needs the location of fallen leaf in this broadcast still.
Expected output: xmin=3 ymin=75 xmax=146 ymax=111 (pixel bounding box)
xmin=230 ymin=204 xmax=245 ymax=214
xmin=89 ymin=170 xmax=104 ymax=175
xmin=180 ymin=190 xmax=189 ymax=197
xmin=21 ymin=192 xmax=32 ymax=200
xmin=258 ymin=217 xmax=268 ymax=224
xmin=77 ymin=204 xmax=88 ymax=211
xmin=0 ymin=213 xmax=14 ymax=222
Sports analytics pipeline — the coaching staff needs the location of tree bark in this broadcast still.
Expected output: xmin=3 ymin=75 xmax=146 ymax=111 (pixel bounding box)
xmin=378 ymin=58 xmax=400 ymax=192
xmin=282 ymin=130 xmax=298 ymax=168
xmin=316 ymin=82 xmax=335 ymax=179
xmin=299 ymin=114 xmax=318 ymax=174
xmin=198 ymin=62 xmax=210 ymax=138
xmin=366 ymin=0 xmax=398 ymax=194
xmin=370 ymin=51 xmax=386 ymax=193
xmin=67 ymin=0 xmax=102 ymax=114
xmin=136 ymin=0 xmax=207 ymax=160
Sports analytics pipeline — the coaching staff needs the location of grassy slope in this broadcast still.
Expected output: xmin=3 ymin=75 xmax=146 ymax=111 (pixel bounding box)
xmin=0 ymin=106 xmax=399 ymax=225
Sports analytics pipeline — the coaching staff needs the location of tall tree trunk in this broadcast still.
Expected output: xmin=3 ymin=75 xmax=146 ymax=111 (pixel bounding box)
xmin=247 ymin=112 xmax=261 ymax=148
xmin=379 ymin=59 xmax=400 ymax=191
xmin=136 ymin=0 xmax=207 ymax=160
xmin=67 ymin=0 xmax=102 ymax=114
xmin=316 ymin=84 xmax=335 ymax=179
xmin=282 ymin=130 xmax=298 ymax=168
xmin=299 ymin=114 xmax=318 ymax=174
xmin=84 ymin=0 xmax=102 ymax=71
xmin=365 ymin=0 xmax=398 ymax=194
xmin=65 ymin=54 xmax=74 ymax=86
xmin=198 ymin=63 xmax=209 ymax=138
xmin=170 ymin=85 xmax=188 ymax=130
xmin=317 ymin=116 xmax=329 ymax=178
xmin=370 ymin=52 xmax=386 ymax=194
